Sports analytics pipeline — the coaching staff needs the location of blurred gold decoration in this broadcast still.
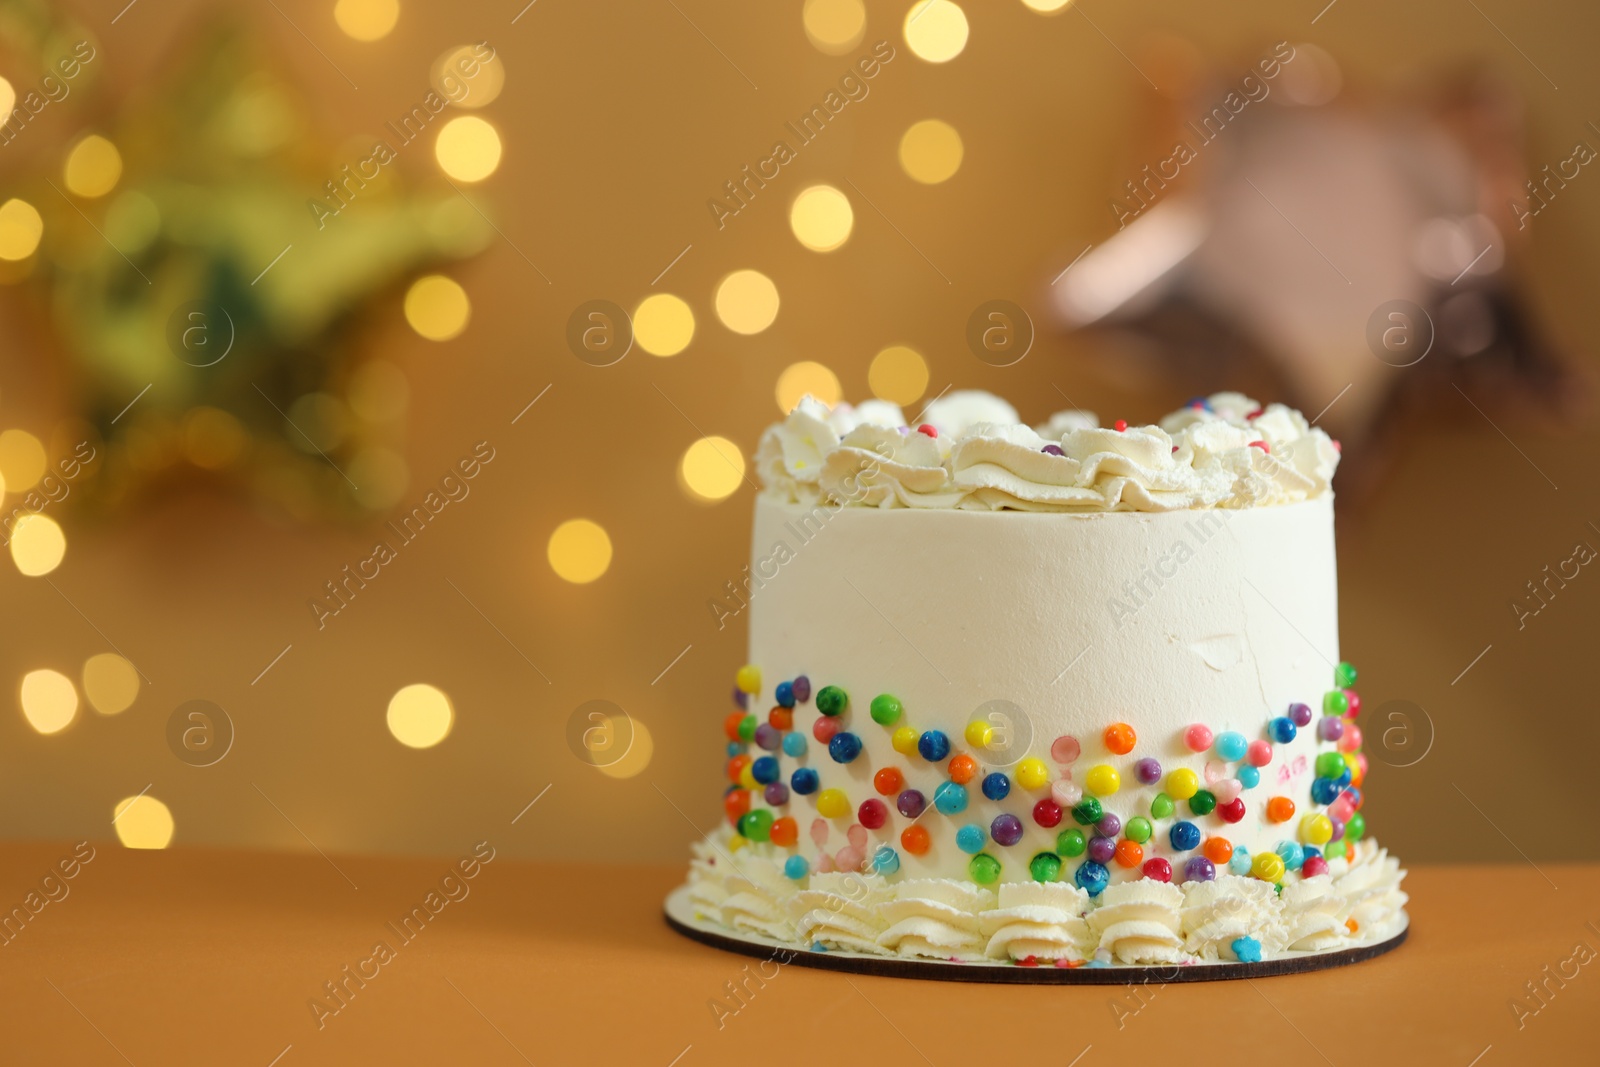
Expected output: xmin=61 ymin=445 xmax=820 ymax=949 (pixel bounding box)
xmin=1054 ymin=41 xmax=1586 ymax=496
xmin=5 ymin=10 xmax=491 ymax=521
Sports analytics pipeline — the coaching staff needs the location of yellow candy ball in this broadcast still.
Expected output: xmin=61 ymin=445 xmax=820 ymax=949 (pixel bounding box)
xmin=1084 ymin=764 xmax=1120 ymax=796
xmin=738 ymin=765 xmax=758 ymax=790
xmin=735 ymin=664 xmax=762 ymax=695
xmin=964 ymin=719 xmax=994 ymax=748
xmin=1016 ymin=758 xmax=1049 ymax=790
xmin=729 ymin=834 xmax=748 ymax=852
xmin=817 ymin=788 xmax=850 ymax=819
xmin=1166 ymin=767 xmax=1199 ymax=800
xmin=1342 ymin=751 xmax=1360 ymax=775
xmin=1300 ymin=813 xmax=1334 ymax=846
xmin=892 ymin=726 xmax=919 ymax=755
xmin=1251 ymin=852 xmax=1286 ymax=882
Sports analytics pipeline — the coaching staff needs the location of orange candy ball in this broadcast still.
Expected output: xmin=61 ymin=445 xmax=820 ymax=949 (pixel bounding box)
xmin=874 ymin=767 xmax=906 ymax=796
xmin=901 ymin=824 xmax=931 ymax=855
xmin=723 ymin=710 xmax=745 ymax=742
xmin=1104 ymin=722 xmax=1137 ymax=755
xmin=726 ymin=754 xmax=752 ymax=784
xmin=1266 ymin=796 xmax=1296 ymax=823
xmin=1114 ymin=839 xmax=1144 ymax=868
xmin=769 ymin=816 xmax=798 ymax=847
xmin=948 ymin=753 xmax=979 ymax=785
xmin=724 ymin=789 xmax=751 ymax=825
xmin=1203 ymin=837 xmax=1234 ymax=865
xmin=768 ymin=706 xmax=793 ymax=731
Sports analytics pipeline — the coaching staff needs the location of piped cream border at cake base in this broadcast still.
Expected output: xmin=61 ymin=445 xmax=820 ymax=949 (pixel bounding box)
xmin=670 ymin=836 xmax=1407 ymax=980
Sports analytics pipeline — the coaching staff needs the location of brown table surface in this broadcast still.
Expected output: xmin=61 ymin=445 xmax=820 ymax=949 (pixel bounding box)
xmin=1 ymin=841 xmax=1592 ymax=1065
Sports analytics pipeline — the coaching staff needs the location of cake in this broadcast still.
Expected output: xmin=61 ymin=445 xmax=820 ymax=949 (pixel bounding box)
xmin=679 ymin=390 xmax=1407 ymax=971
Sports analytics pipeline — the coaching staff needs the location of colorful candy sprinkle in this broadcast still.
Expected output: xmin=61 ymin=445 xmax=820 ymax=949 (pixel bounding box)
xmin=1237 ymin=765 xmax=1261 ymax=789
xmin=1229 ymin=845 xmax=1252 ymax=876
xmin=1302 ymin=855 xmax=1330 ymax=878
xmin=1072 ymin=797 xmax=1103 ymax=826
xmin=828 ymin=732 xmax=862 ymax=764
xmin=1087 ymin=837 xmax=1116 ymax=866
xmin=812 ymin=717 xmax=840 ymax=744
xmin=1125 ymin=816 xmax=1153 ymax=844
xmin=991 ymin=814 xmax=1025 ymax=847
xmin=1103 ymin=722 xmax=1137 ymax=755
xmin=1095 ymin=813 xmax=1122 ymax=839
xmin=1016 ymin=758 xmax=1050 ymax=790
xmin=1142 ymin=857 xmax=1172 ymax=883
xmin=1133 ymin=758 xmax=1162 ymax=785
xmin=982 ymin=772 xmax=1011 ymax=801
xmin=765 ymin=782 xmax=790 ymax=806
xmin=874 ymin=767 xmax=905 ymax=796
xmin=775 ymin=681 xmax=795 ymax=708
xmin=784 ymin=855 xmax=809 ymax=880
xmin=970 ymin=853 xmax=1002 ymax=884
xmin=948 ymin=753 xmax=978 ymax=785
xmin=870 ymin=694 xmax=903 ymax=726
xmin=816 ymin=685 xmax=848 ymax=716
xmin=816 ymin=788 xmax=849 ymax=818
xmin=891 ymin=726 xmax=918 ymax=755
xmin=1346 ymin=812 xmax=1366 ymax=841
xmin=896 ymin=788 xmax=926 ymax=818
xmin=1218 ymin=797 xmax=1246 ymax=824
xmin=934 ymin=781 xmax=969 ymax=815
xmin=1231 ymin=936 xmax=1262 ymax=963
xmin=965 ymin=720 xmax=994 ymax=748
xmin=872 ymin=846 xmax=900 ymax=874
xmin=1265 ymin=796 xmax=1295 ymax=823
xmin=957 ymin=825 xmax=987 ymax=854
xmin=858 ymin=798 xmax=888 ymax=829
xmin=901 ymin=825 xmax=931 ymax=855
xmin=1166 ymin=768 xmax=1199 ymax=800
xmin=1184 ymin=856 xmax=1216 ymax=883
xmin=790 ymin=767 xmax=819 ymax=795
xmin=1317 ymin=717 xmax=1345 ymax=742
xmin=735 ymin=665 xmax=762 ymax=696
xmin=751 ymin=756 xmax=780 ymax=784
xmin=793 ymin=676 xmax=811 ymax=702
xmin=1275 ymin=840 xmax=1304 ymax=871
xmin=738 ymin=716 xmax=759 ymax=743
xmin=1246 ymin=740 xmax=1273 ymax=767
xmin=1075 ymin=859 xmax=1110 ymax=895
xmin=1056 ymin=829 xmax=1087 ymax=857
xmin=1030 ymin=852 xmax=1063 ymax=882
xmin=1322 ymin=690 xmax=1348 ymax=717
xmin=1335 ymin=661 xmax=1358 ymax=688
xmin=1085 ymin=764 xmax=1120 ymax=796
xmin=1114 ymin=839 xmax=1144 ymax=868
xmin=1269 ymin=717 xmax=1297 ymax=743
xmin=1169 ymin=821 xmax=1201 ymax=851
xmin=1183 ymin=724 xmax=1214 ymax=752
xmin=918 ymin=730 xmax=951 ymax=762
xmin=1150 ymin=793 xmax=1175 ymax=818
xmin=1050 ymin=735 xmax=1081 ymax=763
xmin=1214 ymin=732 xmax=1247 ymax=762
xmin=1033 ymin=798 xmax=1064 ymax=828
xmin=1251 ymin=852 xmax=1286 ymax=882
xmin=1188 ymin=789 xmax=1216 ymax=816
xmin=740 ymin=809 xmax=774 ymax=842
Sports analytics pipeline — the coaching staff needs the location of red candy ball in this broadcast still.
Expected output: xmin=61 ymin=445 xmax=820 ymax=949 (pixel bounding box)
xmin=1246 ymin=740 xmax=1273 ymax=767
xmin=812 ymin=716 xmax=840 ymax=743
xmin=723 ymin=710 xmax=746 ymax=742
xmin=917 ymin=423 xmax=938 ymax=438
xmin=858 ymin=799 xmax=888 ymax=829
xmin=1033 ymin=797 xmax=1064 ymax=828
xmin=1343 ymin=689 xmax=1361 ymax=718
xmin=1142 ymin=857 xmax=1173 ymax=882
xmin=1218 ymin=797 xmax=1246 ymax=824
xmin=1113 ymin=419 xmax=1128 ymax=432
xmin=1302 ymin=856 xmax=1330 ymax=878
xmin=724 ymin=789 xmax=751 ymax=825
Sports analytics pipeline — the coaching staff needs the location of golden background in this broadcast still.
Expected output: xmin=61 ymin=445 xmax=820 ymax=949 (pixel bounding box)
xmin=2 ymin=0 xmax=1596 ymax=865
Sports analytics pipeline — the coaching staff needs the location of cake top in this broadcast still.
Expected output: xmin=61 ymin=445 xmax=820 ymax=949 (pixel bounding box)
xmin=755 ymin=390 xmax=1339 ymax=513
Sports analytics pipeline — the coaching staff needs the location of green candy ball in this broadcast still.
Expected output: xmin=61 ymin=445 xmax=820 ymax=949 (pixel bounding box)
xmin=969 ymin=853 xmax=1002 ymax=885
xmin=869 ymin=693 xmax=903 ymax=726
xmin=1335 ymin=661 xmax=1358 ymax=688
xmin=1323 ymin=689 xmax=1349 ymax=716
xmin=1056 ymin=829 xmax=1087 ymax=857
xmin=1150 ymin=793 xmax=1175 ymax=819
xmin=1188 ymin=789 xmax=1216 ymax=816
xmin=1345 ymin=812 xmax=1366 ymax=842
xmin=739 ymin=809 xmax=774 ymax=842
xmin=1315 ymin=752 xmax=1346 ymax=779
xmin=737 ymin=714 xmax=758 ymax=742
xmin=816 ymin=686 xmax=848 ymax=717
xmin=1071 ymin=797 xmax=1103 ymax=826
xmin=1125 ymin=816 xmax=1153 ymax=843
xmin=1029 ymin=851 xmax=1063 ymax=883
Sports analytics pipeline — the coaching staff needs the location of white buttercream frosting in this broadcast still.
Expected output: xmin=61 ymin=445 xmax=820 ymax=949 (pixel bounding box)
xmin=1280 ymin=875 xmax=1348 ymax=951
xmin=1330 ymin=841 xmax=1409 ymax=941
xmin=1181 ymin=875 xmax=1288 ymax=960
xmin=980 ymin=882 xmax=1094 ymax=961
xmin=789 ymin=871 xmax=893 ymax=953
xmin=1088 ymin=880 xmax=1187 ymax=964
xmin=755 ymin=390 xmax=1338 ymax=513
xmin=876 ymin=879 xmax=995 ymax=961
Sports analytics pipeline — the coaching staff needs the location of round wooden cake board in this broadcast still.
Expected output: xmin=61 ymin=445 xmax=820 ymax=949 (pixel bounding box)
xmin=664 ymin=885 xmax=1407 ymax=984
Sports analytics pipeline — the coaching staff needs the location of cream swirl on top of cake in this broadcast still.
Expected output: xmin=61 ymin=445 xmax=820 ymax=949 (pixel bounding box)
xmin=754 ymin=390 xmax=1339 ymax=513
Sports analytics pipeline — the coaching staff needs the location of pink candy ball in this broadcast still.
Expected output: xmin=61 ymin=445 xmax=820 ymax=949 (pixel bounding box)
xmin=1050 ymin=735 xmax=1081 ymax=763
xmin=1184 ymin=724 xmax=1213 ymax=752
xmin=812 ymin=716 xmax=841 ymax=743
xmin=1051 ymin=778 xmax=1083 ymax=807
xmin=1213 ymin=778 xmax=1244 ymax=804
xmin=1337 ymin=723 xmax=1363 ymax=753
xmin=1303 ymin=856 xmax=1330 ymax=878
xmin=1246 ymin=740 xmax=1274 ymax=767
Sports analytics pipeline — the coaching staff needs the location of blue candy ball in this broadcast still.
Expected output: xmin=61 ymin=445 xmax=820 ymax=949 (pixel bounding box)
xmin=1310 ymin=776 xmax=1343 ymax=805
xmin=1302 ymin=845 xmax=1322 ymax=862
xmin=751 ymin=756 xmax=780 ymax=784
xmin=1237 ymin=765 xmax=1261 ymax=789
xmin=1276 ymin=840 xmax=1305 ymax=871
xmin=1333 ymin=765 xmax=1353 ymax=788
xmin=934 ymin=780 xmax=969 ymax=815
xmin=872 ymin=846 xmax=900 ymax=875
xmin=981 ymin=772 xmax=1011 ymax=801
xmin=1169 ymin=820 xmax=1201 ymax=851
xmin=828 ymin=731 xmax=863 ymax=764
xmin=918 ymin=730 xmax=951 ymax=762
xmin=726 ymin=741 xmax=747 ymax=758
xmin=790 ymin=767 xmax=820 ymax=795
xmin=1214 ymin=731 xmax=1248 ymax=762
xmin=956 ymin=825 xmax=986 ymax=854
xmin=784 ymin=855 xmax=809 ymax=880
xmin=1269 ymin=717 xmax=1298 ymax=743
xmin=1074 ymin=859 xmax=1110 ymax=895
xmin=775 ymin=681 xmax=796 ymax=708
xmin=1229 ymin=846 xmax=1253 ymax=875
xmin=782 ymin=732 xmax=808 ymax=758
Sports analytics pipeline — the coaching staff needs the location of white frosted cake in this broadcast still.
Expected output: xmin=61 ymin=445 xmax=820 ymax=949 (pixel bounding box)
xmin=680 ymin=391 xmax=1406 ymax=971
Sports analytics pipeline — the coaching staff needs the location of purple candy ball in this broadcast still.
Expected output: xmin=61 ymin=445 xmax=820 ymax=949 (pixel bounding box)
xmin=754 ymin=724 xmax=781 ymax=752
xmin=1184 ymin=857 xmax=1217 ymax=883
xmin=1041 ymin=444 xmax=1066 ymax=456
xmin=1095 ymin=813 xmax=1122 ymax=839
xmin=792 ymin=675 xmax=811 ymax=703
xmin=764 ymin=783 xmax=790 ymax=806
xmin=1317 ymin=717 xmax=1345 ymax=742
xmin=991 ymin=814 xmax=1024 ymax=847
xmin=1134 ymin=758 xmax=1163 ymax=785
xmin=1328 ymin=816 xmax=1346 ymax=842
xmin=1289 ymin=702 xmax=1313 ymax=727
xmin=1087 ymin=836 xmax=1117 ymax=865
xmin=733 ymin=688 xmax=748 ymax=710
xmin=897 ymin=789 xmax=927 ymax=819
